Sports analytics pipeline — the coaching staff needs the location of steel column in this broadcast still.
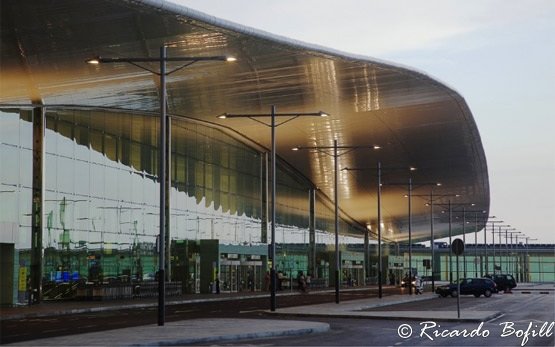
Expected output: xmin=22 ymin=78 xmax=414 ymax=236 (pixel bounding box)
xmin=158 ymin=45 xmax=167 ymax=326
xmin=270 ymin=105 xmax=277 ymax=311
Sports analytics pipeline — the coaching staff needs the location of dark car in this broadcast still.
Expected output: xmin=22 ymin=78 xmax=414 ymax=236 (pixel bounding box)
xmin=435 ymin=278 xmax=497 ymax=298
xmin=400 ymin=276 xmax=415 ymax=288
xmin=485 ymin=274 xmax=517 ymax=292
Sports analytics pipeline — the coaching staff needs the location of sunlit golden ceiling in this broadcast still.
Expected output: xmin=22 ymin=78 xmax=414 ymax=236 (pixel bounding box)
xmin=0 ymin=0 xmax=489 ymax=242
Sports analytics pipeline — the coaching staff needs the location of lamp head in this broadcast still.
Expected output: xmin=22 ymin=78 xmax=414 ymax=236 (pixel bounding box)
xmin=86 ymin=57 xmax=101 ymax=64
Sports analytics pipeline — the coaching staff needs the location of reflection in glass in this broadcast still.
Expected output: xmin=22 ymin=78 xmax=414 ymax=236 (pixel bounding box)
xmin=2 ymin=107 xmax=376 ymax=302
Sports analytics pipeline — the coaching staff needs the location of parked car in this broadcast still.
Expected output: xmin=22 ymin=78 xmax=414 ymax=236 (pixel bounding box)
xmin=485 ymin=274 xmax=517 ymax=292
xmin=435 ymin=278 xmax=497 ymax=298
xmin=400 ymin=275 xmax=415 ymax=288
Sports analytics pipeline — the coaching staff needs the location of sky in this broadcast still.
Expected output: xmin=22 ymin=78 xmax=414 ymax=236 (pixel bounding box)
xmin=174 ymin=0 xmax=555 ymax=244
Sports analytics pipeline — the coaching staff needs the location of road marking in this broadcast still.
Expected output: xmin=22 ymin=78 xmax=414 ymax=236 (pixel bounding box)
xmin=487 ymin=313 xmax=505 ymax=323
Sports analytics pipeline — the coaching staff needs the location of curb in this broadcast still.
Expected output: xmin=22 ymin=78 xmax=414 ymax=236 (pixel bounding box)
xmin=270 ymin=310 xmax=502 ymax=323
xmin=129 ymin=324 xmax=331 ymax=346
xmin=7 ymin=320 xmax=331 ymax=346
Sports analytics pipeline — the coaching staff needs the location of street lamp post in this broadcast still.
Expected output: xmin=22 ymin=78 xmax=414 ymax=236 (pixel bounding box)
xmin=523 ymin=236 xmax=537 ymax=281
xmin=377 ymin=162 xmax=382 ymax=298
xmin=453 ymin=206 xmax=481 ymax=277
xmin=472 ymin=215 xmax=496 ymax=277
xmin=435 ymin=198 xmax=468 ymax=282
xmin=463 ymin=213 xmax=491 ymax=277
xmin=492 ymin=225 xmax=511 ymax=273
xmin=462 ymin=208 xmax=466 ymax=277
xmin=345 ymin=165 xmax=423 ymax=298
xmin=513 ymin=233 xmax=522 ymax=280
xmin=87 ymin=48 xmax=234 ymax=326
xmin=220 ymin=107 xmax=328 ymax=311
xmin=408 ymin=177 xmax=412 ymax=295
xmin=417 ymin=187 xmax=462 ymax=291
xmin=428 ymin=185 xmax=441 ymax=291
xmin=370 ymin=173 xmax=440 ymax=295
xmin=503 ymin=229 xmax=517 ymax=273
xmin=511 ymin=231 xmax=522 ymax=277
xmin=294 ymin=143 xmax=380 ymax=302
xmin=484 ymin=220 xmax=504 ymax=275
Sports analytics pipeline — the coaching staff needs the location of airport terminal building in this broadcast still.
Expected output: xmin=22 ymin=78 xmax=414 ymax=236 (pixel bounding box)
xmin=1 ymin=0 xmax=551 ymax=306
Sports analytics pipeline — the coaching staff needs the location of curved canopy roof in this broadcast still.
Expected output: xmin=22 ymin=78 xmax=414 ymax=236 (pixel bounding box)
xmin=0 ymin=0 xmax=489 ymax=242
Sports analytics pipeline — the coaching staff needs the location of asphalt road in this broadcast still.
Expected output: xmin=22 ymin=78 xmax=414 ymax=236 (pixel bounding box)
xmin=0 ymin=287 xmax=397 ymax=344
xmin=209 ymin=293 xmax=555 ymax=346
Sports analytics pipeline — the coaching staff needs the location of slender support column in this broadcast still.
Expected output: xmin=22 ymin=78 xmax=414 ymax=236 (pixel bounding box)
xmin=408 ymin=177 xmax=412 ymax=295
xmin=377 ymin=161 xmax=382 ymax=298
xmin=456 ymin=254 xmax=460 ymax=319
xmin=270 ymin=105 xmax=277 ymax=311
xmin=430 ymin=188 xmax=435 ymax=291
xmin=462 ymin=208 xmax=466 ymax=277
xmin=31 ymin=106 xmax=45 ymax=304
xmin=158 ymin=45 xmax=167 ymax=326
xmin=525 ymin=238 xmax=530 ymax=282
xmin=505 ymin=229 xmax=509 ymax=273
xmin=261 ymin=152 xmax=269 ymax=244
xmin=166 ymin=117 xmax=171 ymax=281
xmin=475 ymin=213 xmax=478 ymax=277
xmin=516 ymin=235 xmax=519 ymax=278
xmin=510 ymin=233 xmax=515 ymax=274
xmin=448 ymin=200 xmax=452 ymax=282
xmin=491 ymin=225 xmax=501 ymax=273
xmin=364 ymin=215 xmax=369 ymax=284
xmin=309 ymin=188 xmax=316 ymax=279
xmin=484 ymin=223 xmax=488 ymax=275
xmin=334 ymin=140 xmax=340 ymax=304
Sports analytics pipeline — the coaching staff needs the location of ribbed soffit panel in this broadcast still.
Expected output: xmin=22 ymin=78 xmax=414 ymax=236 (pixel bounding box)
xmin=0 ymin=0 xmax=490 ymax=242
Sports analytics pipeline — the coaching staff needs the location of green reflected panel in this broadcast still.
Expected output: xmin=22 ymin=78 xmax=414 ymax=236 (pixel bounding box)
xmin=3 ymin=106 xmax=378 ymax=299
xmin=0 ymin=109 xmax=33 ymax=249
xmin=42 ymin=109 xmax=160 ymax=282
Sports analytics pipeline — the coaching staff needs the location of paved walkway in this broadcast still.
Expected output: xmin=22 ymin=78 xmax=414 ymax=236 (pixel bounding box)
xmin=0 ymin=288 xmax=318 ymax=320
xmin=272 ymin=293 xmax=501 ymax=322
xmin=7 ymin=318 xmax=330 ymax=346
xmin=3 ymin=283 xmax=552 ymax=346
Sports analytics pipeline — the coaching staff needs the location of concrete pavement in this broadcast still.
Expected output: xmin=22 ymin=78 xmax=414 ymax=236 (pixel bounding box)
xmin=4 ymin=283 xmax=552 ymax=346
xmin=271 ymin=293 xmax=502 ymax=322
xmin=7 ymin=318 xmax=331 ymax=346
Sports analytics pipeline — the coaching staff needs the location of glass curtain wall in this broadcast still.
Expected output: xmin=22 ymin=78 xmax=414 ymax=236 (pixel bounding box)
xmin=1 ymin=107 xmax=369 ymax=303
xmin=0 ymin=109 xmax=33 ymax=305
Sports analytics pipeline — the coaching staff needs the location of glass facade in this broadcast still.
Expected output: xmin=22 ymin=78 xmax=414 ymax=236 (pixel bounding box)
xmin=1 ymin=107 xmax=553 ymax=305
xmin=394 ymin=249 xmax=555 ymax=283
xmin=0 ymin=107 xmax=367 ymax=304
